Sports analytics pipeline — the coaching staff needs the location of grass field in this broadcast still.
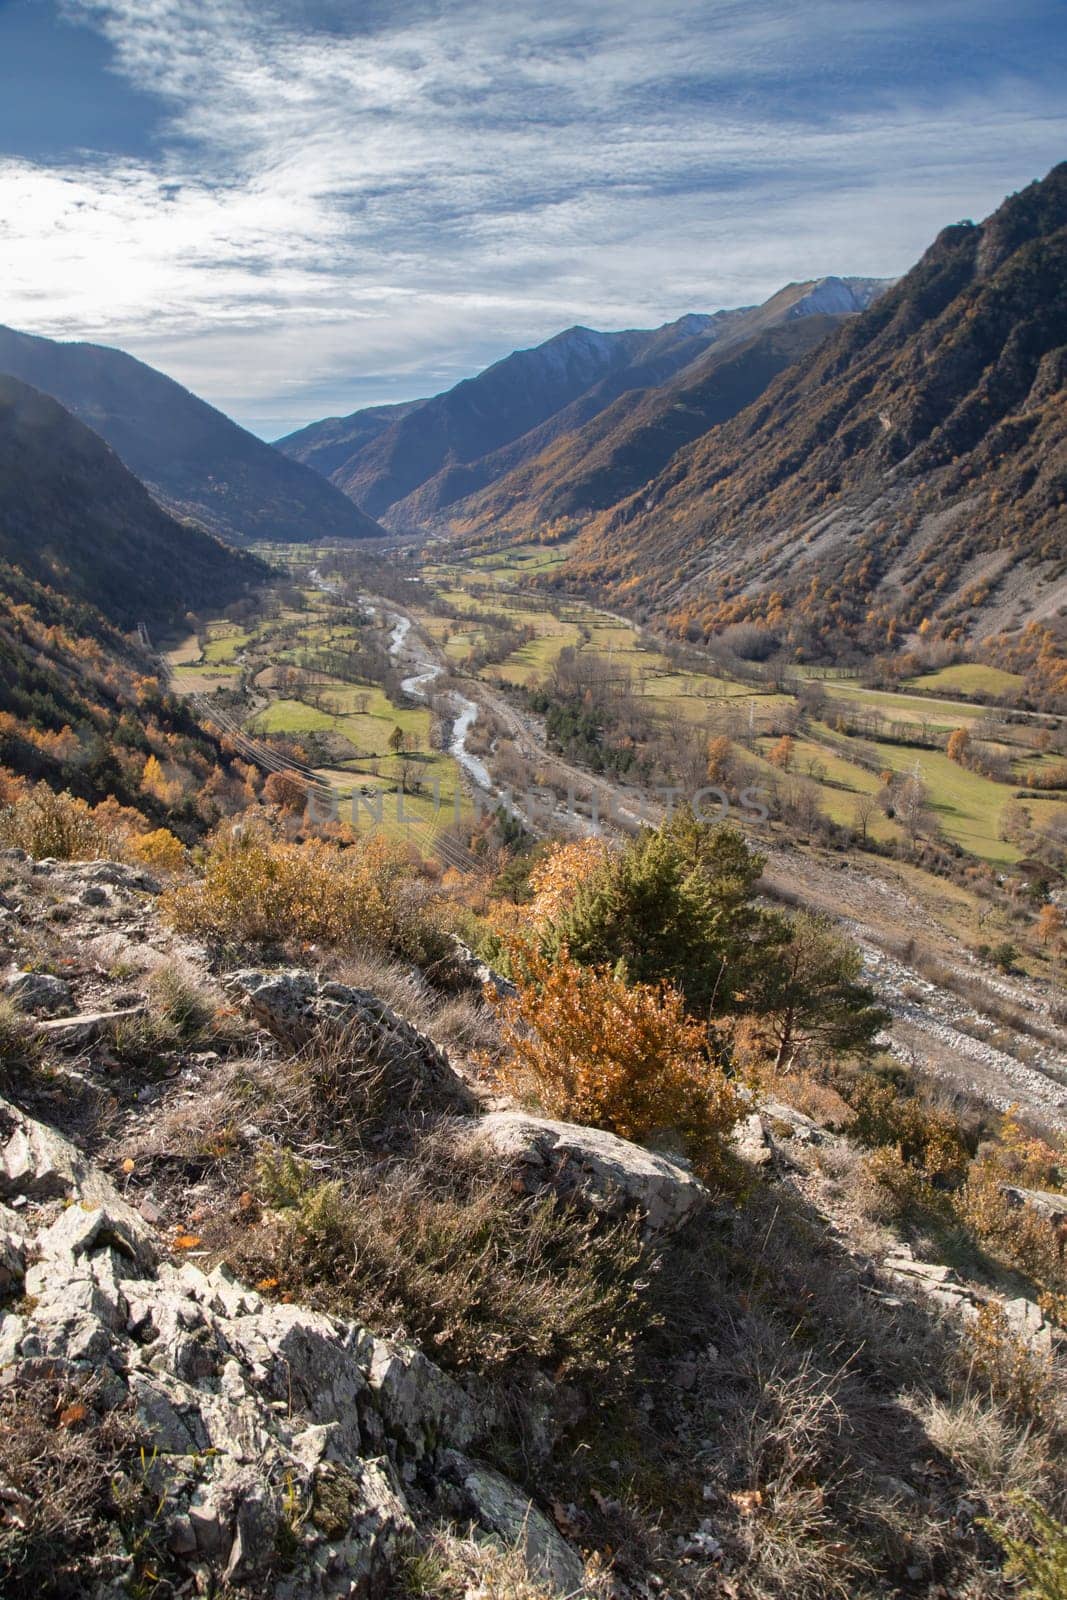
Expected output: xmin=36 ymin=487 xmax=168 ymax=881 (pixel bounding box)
xmin=904 ymin=662 xmax=1026 ymax=698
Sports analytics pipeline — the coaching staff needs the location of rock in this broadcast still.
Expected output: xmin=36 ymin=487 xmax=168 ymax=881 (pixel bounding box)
xmin=732 ymin=1111 xmax=773 ymax=1167
xmin=68 ymin=860 xmax=161 ymax=895
xmin=368 ymin=1340 xmax=483 ymax=1460
xmin=4 ymin=970 xmax=74 ymax=1017
xmin=0 ymin=1101 xmax=524 ymax=1597
xmin=36 ymin=1005 xmax=146 ymax=1049
xmin=466 ymin=1111 xmax=708 ymax=1238
xmin=231 ymin=969 xmax=473 ymax=1112
xmin=441 ymin=1455 xmax=586 ymax=1596
xmin=450 ymin=938 xmax=517 ymax=999
xmin=1001 ymin=1296 xmax=1053 ymax=1353
xmin=80 ymin=885 xmax=110 ymax=907
xmin=885 ymin=1257 xmax=953 ymax=1284
xmin=1001 ymin=1184 xmax=1067 ymax=1224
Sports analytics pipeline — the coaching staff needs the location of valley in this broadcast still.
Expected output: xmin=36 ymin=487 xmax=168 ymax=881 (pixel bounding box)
xmin=165 ymin=533 xmax=1067 ymax=1135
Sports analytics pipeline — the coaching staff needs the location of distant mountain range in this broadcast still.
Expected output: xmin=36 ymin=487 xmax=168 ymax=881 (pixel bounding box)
xmin=555 ymin=163 xmax=1067 ymax=654
xmin=275 ymin=277 xmax=887 ymax=531
xmin=0 ymin=325 xmax=384 ymax=546
xmin=0 ymin=374 xmax=264 ymax=628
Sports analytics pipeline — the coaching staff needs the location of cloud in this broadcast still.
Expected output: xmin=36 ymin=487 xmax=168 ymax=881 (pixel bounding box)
xmin=1 ymin=0 xmax=1063 ymax=432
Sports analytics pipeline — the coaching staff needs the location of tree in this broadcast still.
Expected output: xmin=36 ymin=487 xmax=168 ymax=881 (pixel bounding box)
xmin=706 ymin=734 xmax=734 ymax=785
xmin=752 ymin=912 xmax=890 ymax=1069
xmin=896 ymin=773 xmax=934 ymax=840
xmin=545 ymin=813 xmax=788 ymax=1016
xmin=853 ymin=792 xmax=878 ymax=843
xmin=388 ymin=725 xmax=406 ymax=756
xmin=263 ymin=770 xmax=307 ymax=814
xmin=947 ymin=726 xmax=971 ymax=765
xmin=769 ymin=734 xmax=795 ymax=771
xmin=1036 ymin=903 xmax=1065 ymax=947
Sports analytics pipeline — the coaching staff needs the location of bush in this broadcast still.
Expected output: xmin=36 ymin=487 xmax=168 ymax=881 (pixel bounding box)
xmin=162 ymin=825 xmax=452 ymax=965
xmin=238 ymin=1138 xmax=651 ymax=1381
xmin=0 ymin=782 xmax=138 ymax=861
xmin=129 ymin=827 xmax=186 ymax=874
xmin=0 ymin=1376 xmax=171 ymax=1598
xmin=982 ymin=1493 xmax=1067 ymax=1600
xmin=0 ymin=997 xmax=43 ymax=1098
xmin=489 ymin=946 xmax=740 ymax=1168
xmin=846 ymin=1079 xmax=970 ymax=1185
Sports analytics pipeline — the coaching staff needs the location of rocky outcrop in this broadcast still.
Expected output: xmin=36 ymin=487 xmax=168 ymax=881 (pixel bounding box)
xmin=4 ymin=970 xmax=74 ymax=1016
xmin=231 ymin=969 xmax=475 ymax=1113
xmin=465 ymin=1111 xmax=708 ymax=1239
xmin=0 ymin=1098 xmax=589 ymax=1596
xmin=882 ymin=1243 xmax=1055 ymax=1353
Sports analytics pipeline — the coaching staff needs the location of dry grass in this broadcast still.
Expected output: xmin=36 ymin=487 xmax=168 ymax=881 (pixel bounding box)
xmin=107 ymin=963 xmax=247 ymax=1064
xmin=403 ymin=1524 xmax=609 ymax=1598
xmin=234 ymin=1134 xmax=651 ymax=1381
xmin=0 ymin=1376 xmax=170 ymax=1599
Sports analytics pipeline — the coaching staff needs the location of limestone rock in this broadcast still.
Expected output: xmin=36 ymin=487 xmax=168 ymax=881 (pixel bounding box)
xmin=440 ymin=1454 xmax=586 ymax=1596
xmin=466 ymin=1111 xmax=708 ymax=1238
xmin=4 ymin=970 xmax=74 ymax=1016
xmin=1001 ymin=1184 xmax=1067 ymax=1224
xmin=231 ymin=969 xmax=473 ymax=1111
xmin=0 ymin=1098 xmax=539 ymax=1596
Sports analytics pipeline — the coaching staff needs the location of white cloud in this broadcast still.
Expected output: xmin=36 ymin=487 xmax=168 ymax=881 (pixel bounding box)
xmin=0 ymin=0 xmax=1063 ymax=432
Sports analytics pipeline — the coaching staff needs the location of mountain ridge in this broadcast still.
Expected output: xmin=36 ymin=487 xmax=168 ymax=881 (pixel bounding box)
xmin=553 ymin=164 xmax=1067 ymax=656
xmin=277 ymin=277 xmax=888 ymax=534
xmin=0 ymin=373 xmax=265 ymax=628
xmin=0 ymin=325 xmax=385 ymax=546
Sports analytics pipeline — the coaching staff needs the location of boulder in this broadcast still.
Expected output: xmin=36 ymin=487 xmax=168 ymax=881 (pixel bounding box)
xmin=1000 ymin=1184 xmax=1067 ymax=1224
xmin=4 ymin=970 xmax=74 ymax=1016
xmin=439 ymin=1454 xmax=586 ymax=1596
xmin=465 ymin=1111 xmax=708 ymax=1238
xmin=231 ymin=969 xmax=473 ymax=1112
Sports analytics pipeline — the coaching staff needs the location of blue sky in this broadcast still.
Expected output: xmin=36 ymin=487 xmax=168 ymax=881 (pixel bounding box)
xmin=0 ymin=0 xmax=1064 ymax=438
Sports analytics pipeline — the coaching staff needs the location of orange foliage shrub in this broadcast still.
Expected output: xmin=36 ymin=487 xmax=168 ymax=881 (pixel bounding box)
xmin=527 ymin=836 xmax=613 ymax=928
xmin=129 ymin=828 xmax=187 ymax=875
xmin=162 ymin=823 xmax=451 ymax=964
xmin=490 ymin=945 xmax=740 ymax=1167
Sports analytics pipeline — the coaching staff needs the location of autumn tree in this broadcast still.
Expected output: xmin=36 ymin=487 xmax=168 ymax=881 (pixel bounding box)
xmin=769 ymin=734 xmax=795 ymax=771
xmin=947 ymin=726 xmax=971 ymax=765
xmin=263 ymin=770 xmax=308 ymax=814
xmin=705 ymin=735 xmax=734 ymax=785
xmin=1036 ymin=903 xmax=1065 ymax=947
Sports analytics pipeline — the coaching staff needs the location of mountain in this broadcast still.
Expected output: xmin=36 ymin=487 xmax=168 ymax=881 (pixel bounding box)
xmin=445 ymin=279 xmax=886 ymax=539
xmin=554 ymin=165 xmax=1067 ymax=657
xmin=0 ymin=374 xmax=265 ymax=627
xmin=277 ymin=279 xmax=885 ymax=533
xmin=0 ymin=325 xmax=384 ymax=546
xmin=277 ymin=398 xmax=429 ymax=481
xmin=278 ymin=317 xmax=727 ymax=524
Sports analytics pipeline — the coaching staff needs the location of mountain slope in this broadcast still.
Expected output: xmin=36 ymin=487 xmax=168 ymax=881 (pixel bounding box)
xmin=277 ymin=397 xmax=428 ymax=481
xmin=0 ymin=325 xmax=384 ymax=545
xmin=279 ymin=279 xmax=885 ymax=534
xmin=277 ymin=314 xmax=763 ymax=523
xmin=0 ymin=374 xmax=264 ymax=628
xmin=557 ymin=166 xmax=1067 ymax=656
xmin=446 ymin=278 xmax=886 ymax=539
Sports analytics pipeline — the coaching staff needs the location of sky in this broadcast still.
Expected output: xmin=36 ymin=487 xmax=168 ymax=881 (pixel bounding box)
xmin=0 ymin=0 xmax=1064 ymax=439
